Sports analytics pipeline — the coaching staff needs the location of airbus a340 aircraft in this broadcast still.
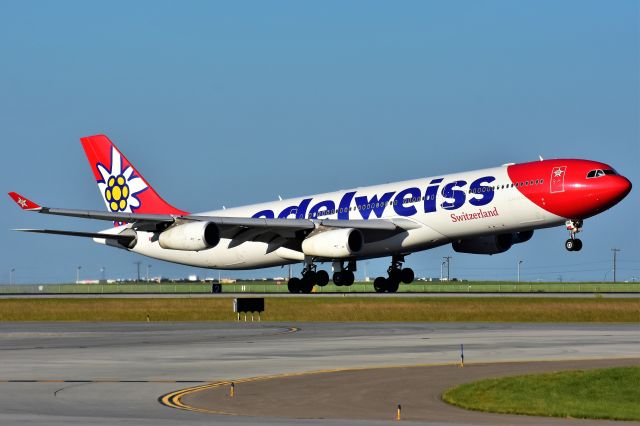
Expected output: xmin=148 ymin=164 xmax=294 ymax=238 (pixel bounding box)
xmin=10 ymin=135 xmax=632 ymax=293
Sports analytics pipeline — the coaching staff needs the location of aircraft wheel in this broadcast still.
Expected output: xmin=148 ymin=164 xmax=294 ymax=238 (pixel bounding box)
xmin=565 ymin=239 xmax=575 ymax=251
xmin=389 ymin=268 xmax=402 ymax=284
xmin=304 ymin=270 xmax=317 ymax=282
xmin=373 ymin=277 xmax=386 ymax=293
xmin=300 ymin=276 xmax=314 ymax=293
xmin=573 ymin=239 xmax=583 ymax=251
xmin=287 ymin=277 xmax=301 ymax=293
xmin=400 ymin=268 xmax=414 ymax=284
xmin=343 ymin=271 xmax=355 ymax=286
xmin=316 ymin=270 xmax=329 ymax=286
xmin=386 ymin=277 xmax=400 ymax=293
xmin=333 ymin=272 xmax=345 ymax=286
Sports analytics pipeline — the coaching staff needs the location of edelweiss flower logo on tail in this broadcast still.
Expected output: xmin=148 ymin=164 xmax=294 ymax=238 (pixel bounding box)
xmin=96 ymin=147 xmax=148 ymax=214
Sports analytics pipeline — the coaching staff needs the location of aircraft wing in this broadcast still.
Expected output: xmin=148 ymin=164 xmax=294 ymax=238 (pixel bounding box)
xmin=14 ymin=228 xmax=137 ymax=245
xmin=9 ymin=192 xmax=413 ymax=247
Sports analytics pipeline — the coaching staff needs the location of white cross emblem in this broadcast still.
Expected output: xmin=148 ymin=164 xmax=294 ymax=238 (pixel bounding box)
xmin=17 ymin=198 xmax=27 ymax=208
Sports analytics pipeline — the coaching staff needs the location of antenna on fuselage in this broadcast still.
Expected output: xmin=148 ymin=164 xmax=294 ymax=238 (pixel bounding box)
xmin=278 ymin=195 xmax=283 ymax=201
xmin=538 ymin=155 xmax=544 ymax=161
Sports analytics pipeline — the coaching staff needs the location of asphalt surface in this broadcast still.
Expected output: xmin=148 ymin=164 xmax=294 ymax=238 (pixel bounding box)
xmin=0 ymin=322 xmax=638 ymax=426
xmin=182 ymin=358 xmax=639 ymax=424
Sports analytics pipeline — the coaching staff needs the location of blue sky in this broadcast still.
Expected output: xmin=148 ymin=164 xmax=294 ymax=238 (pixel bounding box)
xmin=1 ymin=1 xmax=638 ymax=283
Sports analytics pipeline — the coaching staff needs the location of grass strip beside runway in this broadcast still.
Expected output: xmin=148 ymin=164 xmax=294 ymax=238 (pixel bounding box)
xmin=442 ymin=366 xmax=640 ymax=421
xmin=0 ymin=297 xmax=638 ymax=322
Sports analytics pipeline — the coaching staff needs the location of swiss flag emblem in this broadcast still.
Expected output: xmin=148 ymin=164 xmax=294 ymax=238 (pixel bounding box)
xmin=550 ymin=166 xmax=567 ymax=193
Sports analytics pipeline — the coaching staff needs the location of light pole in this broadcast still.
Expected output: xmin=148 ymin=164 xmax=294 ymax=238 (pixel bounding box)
xmin=611 ymin=248 xmax=620 ymax=283
xmin=517 ymin=260 xmax=523 ymax=283
xmin=440 ymin=261 xmax=446 ymax=281
xmin=100 ymin=266 xmax=106 ymax=282
xmin=443 ymin=256 xmax=452 ymax=281
xmin=76 ymin=266 xmax=82 ymax=283
xmin=134 ymin=261 xmax=141 ymax=282
xmin=146 ymin=264 xmax=152 ymax=282
xmin=10 ymin=268 xmax=15 ymax=285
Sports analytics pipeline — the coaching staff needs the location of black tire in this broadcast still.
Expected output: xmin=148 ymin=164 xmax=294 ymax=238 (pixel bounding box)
xmin=386 ymin=279 xmax=400 ymax=293
xmin=343 ymin=271 xmax=355 ymax=286
xmin=400 ymin=268 xmax=414 ymax=284
xmin=316 ymin=270 xmax=329 ymax=286
xmin=287 ymin=277 xmax=301 ymax=293
xmin=389 ymin=268 xmax=402 ymax=284
xmin=573 ymin=239 xmax=583 ymax=252
xmin=300 ymin=276 xmax=314 ymax=293
xmin=333 ymin=272 xmax=344 ymax=286
xmin=304 ymin=270 xmax=317 ymax=283
xmin=373 ymin=277 xmax=386 ymax=293
xmin=565 ymin=239 xmax=575 ymax=251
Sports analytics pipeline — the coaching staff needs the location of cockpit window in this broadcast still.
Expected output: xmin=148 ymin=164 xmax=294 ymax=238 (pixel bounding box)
xmin=587 ymin=169 xmax=616 ymax=178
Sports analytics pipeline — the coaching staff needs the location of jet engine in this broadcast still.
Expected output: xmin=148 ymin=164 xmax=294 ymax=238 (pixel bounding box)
xmin=158 ymin=221 xmax=220 ymax=251
xmin=301 ymin=228 xmax=363 ymax=258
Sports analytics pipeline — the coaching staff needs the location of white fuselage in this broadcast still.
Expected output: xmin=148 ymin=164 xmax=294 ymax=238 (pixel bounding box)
xmin=104 ymin=165 xmax=564 ymax=269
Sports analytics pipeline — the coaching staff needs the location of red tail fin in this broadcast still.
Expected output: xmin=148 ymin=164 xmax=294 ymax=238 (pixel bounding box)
xmin=80 ymin=135 xmax=188 ymax=216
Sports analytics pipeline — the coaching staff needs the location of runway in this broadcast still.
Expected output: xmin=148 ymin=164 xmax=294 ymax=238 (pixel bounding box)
xmin=0 ymin=322 xmax=638 ymax=425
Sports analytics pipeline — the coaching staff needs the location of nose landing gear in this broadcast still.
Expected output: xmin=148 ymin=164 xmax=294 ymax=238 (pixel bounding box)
xmin=565 ymin=220 xmax=583 ymax=252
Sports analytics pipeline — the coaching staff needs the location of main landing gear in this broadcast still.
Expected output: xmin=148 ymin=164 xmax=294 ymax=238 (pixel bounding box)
xmin=287 ymin=256 xmax=415 ymax=294
xmin=564 ymin=219 xmax=583 ymax=252
xmin=373 ymin=255 xmax=414 ymax=293
xmin=287 ymin=261 xmax=328 ymax=294
xmin=287 ymin=259 xmax=358 ymax=293
xmin=332 ymin=260 xmax=356 ymax=287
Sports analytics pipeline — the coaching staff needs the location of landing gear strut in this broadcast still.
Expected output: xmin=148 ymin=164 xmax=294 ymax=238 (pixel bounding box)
xmin=287 ymin=258 xmax=330 ymax=294
xmin=374 ymin=255 xmax=414 ymax=293
xmin=565 ymin=220 xmax=583 ymax=252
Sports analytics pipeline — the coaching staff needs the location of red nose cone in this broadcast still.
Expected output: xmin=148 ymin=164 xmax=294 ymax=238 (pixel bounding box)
xmin=616 ymin=176 xmax=633 ymax=200
xmin=594 ymin=175 xmax=632 ymax=215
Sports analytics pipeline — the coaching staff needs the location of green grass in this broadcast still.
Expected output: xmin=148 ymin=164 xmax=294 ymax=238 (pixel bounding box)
xmin=443 ymin=366 xmax=640 ymax=421
xmin=2 ymin=281 xmax=639 ymax=295
xmin=0 ymin=297 xmax=638 ymax=322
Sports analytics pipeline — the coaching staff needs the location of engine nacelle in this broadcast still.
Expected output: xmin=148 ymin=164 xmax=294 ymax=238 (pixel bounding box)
xmin=158 ymin=221 xmax=220 ymax=251
xmin=301 ymin=228 xmax=363 ymax=258
xmin=452 ymin=234 xmax=513 ymax=255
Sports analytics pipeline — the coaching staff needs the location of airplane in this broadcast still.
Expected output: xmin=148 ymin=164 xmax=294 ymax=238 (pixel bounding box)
xmin=9 ymin=135 xmax=632 ymax=293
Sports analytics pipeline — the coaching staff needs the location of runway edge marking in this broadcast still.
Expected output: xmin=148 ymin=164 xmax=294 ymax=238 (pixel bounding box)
xmin=157 ymin=356 xmax=640 ymax=416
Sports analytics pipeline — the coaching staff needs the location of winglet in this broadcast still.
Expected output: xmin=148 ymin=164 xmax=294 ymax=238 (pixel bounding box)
xmin=8 ymin=192 xmax=42 ymax=211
